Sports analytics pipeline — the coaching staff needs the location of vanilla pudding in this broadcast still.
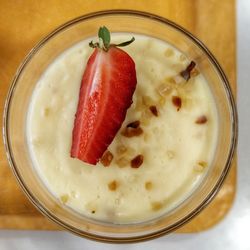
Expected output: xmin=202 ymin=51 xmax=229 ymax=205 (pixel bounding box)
xmin=27 ymin=34 xmax=218 ymax=223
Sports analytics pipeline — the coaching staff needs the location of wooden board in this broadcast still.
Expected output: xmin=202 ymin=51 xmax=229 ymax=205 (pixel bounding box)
xmin=0 ymin=0 xmax=236 ymax=232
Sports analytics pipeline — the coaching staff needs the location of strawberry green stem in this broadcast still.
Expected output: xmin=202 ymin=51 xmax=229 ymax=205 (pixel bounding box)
xmin=89 ymin=26 xmax=135 ymax=52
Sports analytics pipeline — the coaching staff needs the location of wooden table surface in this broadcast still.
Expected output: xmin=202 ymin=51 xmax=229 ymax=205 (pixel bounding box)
xmin=0 ymin=0 xmax=236 ymax=232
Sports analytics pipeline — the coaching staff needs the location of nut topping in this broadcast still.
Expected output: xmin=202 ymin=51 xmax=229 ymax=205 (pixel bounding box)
xmin=198 ymin=161 xmax=207 ymax=167
xmin=151 ymin=201 xmax=163 ymax=211
xmin=100 ymin=151 xmax=113 ymax=167
xmin=145 ymin=181 xmax=153 ymax=190
xmin=121 ymin=127 xmax=143 ymax=137
xmin=116 ymin=145 xmax=127 ymax=155
xmin=126 ymin=120 xmax=140 ymax=128
xmin=131 ymin=155 xmax=144 ymax=168
xmin=157 ymin=84 xmax=172 ymax=97
xmin=172 ymin=96 xmax=182 ymax=111
xmin=194 ymin=161 xmax=207 ymax=172
xmin=191 ymin=68 xmax=200 ymax=77
xmin=116 ymin=157 xmax=129 ymax=168
xmin=149 ymin=106 xmax=158 ymax=117
xmin=195 ymin=115 xmax=208 ymax=124
xmin=108 ymin=180 xmax=118 ymax=191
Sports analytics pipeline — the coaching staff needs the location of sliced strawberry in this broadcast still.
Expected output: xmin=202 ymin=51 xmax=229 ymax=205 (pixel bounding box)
xmin=71 ymin=27 xmax=137 ymax=165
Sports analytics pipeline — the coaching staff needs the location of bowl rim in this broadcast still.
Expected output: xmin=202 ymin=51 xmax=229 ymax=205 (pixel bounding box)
xmin=3 ymin=9 xmax=238 ymax=243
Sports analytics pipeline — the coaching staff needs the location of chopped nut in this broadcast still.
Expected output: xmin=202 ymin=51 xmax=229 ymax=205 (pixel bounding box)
xmin=121 ymin=127 xmax=143 ymax=137
xmin=60 ymin=194 xmax=69 ymax=204
xmin=194 ymin=161 xmax=207 ymax=172
xmin=172 ymin=96 xmax=182 ymax=111
xmin=151 ymin=201 xmax=163 ymax=211
xmin=116 ymin=145 xmax=127 ymax=155
xmin=164 ymin=48 xmax=174 ymax=57
xmin=100 ymin=151 xmax=113 ymax=167
xmin=149 ymin=106 xmax=158 ymax=116
xmin=173 ymin=75 xmax=184 ymax=84
xmin=145 ymin=181 xmax=153 ymax=190
xmin=126 ymin=120 xmax=140 ymax=128
xmin=131 ymin=155 xmax=144 ymax=168
xmin=194 ymin=164 xmax=204 ymax=172
xmin=157 ymin=84 xmax=172 ymax=97
xmin=191 ymin=68 xmax=200 ymax=77
xmin=116 ymin=157 xmax=129 ymax=168
xmin=166 ymin=76 xmax=177 ymax=85
xmin=180 ymin=61 xmax=196 ymax=81
xmin=198 ymin=161 xmax=207 ymax=168
xmin=108 ymin=180 xmax=118 ymax=191
xmin=195 ymin=115 xmax=208 ymax=124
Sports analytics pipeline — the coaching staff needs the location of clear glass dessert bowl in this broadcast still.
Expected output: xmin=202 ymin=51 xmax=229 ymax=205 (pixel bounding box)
xmin=3 ymin=10 xmax=237 ymax=243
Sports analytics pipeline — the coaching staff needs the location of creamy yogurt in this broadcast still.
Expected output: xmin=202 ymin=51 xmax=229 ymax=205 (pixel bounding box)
xmin=27 ymin=34 xmax=218 ymax=223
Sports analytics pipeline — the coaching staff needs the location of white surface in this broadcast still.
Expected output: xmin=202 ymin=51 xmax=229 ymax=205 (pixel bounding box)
xmin=1 ymin=0 xmax=250 ymax=249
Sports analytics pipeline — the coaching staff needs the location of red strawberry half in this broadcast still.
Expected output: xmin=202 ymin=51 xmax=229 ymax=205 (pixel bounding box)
xmin=71 ymin=27 xmax=137 ymax=165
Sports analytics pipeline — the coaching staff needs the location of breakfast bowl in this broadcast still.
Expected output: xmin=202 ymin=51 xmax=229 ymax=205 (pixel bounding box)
xmin=3 ymin=10 xmax=237 ymax=243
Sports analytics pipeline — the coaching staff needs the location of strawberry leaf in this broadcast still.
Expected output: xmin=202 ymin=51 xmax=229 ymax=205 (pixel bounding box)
xmin=98 ymin=26 xmax=110 ymax=50
xmin=115 ymin=37 xmax=135 ymax=47
xmin=90 ymin=27 xmax=135 ymax=51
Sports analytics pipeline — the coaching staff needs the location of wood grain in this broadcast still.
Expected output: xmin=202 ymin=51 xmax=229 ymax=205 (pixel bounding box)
xmin=0 ymin=0 xmax=236 ymax=232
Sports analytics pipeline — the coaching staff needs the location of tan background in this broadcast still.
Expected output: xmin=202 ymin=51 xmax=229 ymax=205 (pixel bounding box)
xmin=0 ymin=0 xmax=236 ymax=232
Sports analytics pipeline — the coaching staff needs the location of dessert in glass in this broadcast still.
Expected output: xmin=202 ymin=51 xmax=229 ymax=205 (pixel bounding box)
xmin=3 ymin=10 xmax=237 ymax=242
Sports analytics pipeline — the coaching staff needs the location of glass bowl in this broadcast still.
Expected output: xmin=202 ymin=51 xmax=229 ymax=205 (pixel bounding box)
xmin=3 ymin=10 xmax=237 ymax=243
